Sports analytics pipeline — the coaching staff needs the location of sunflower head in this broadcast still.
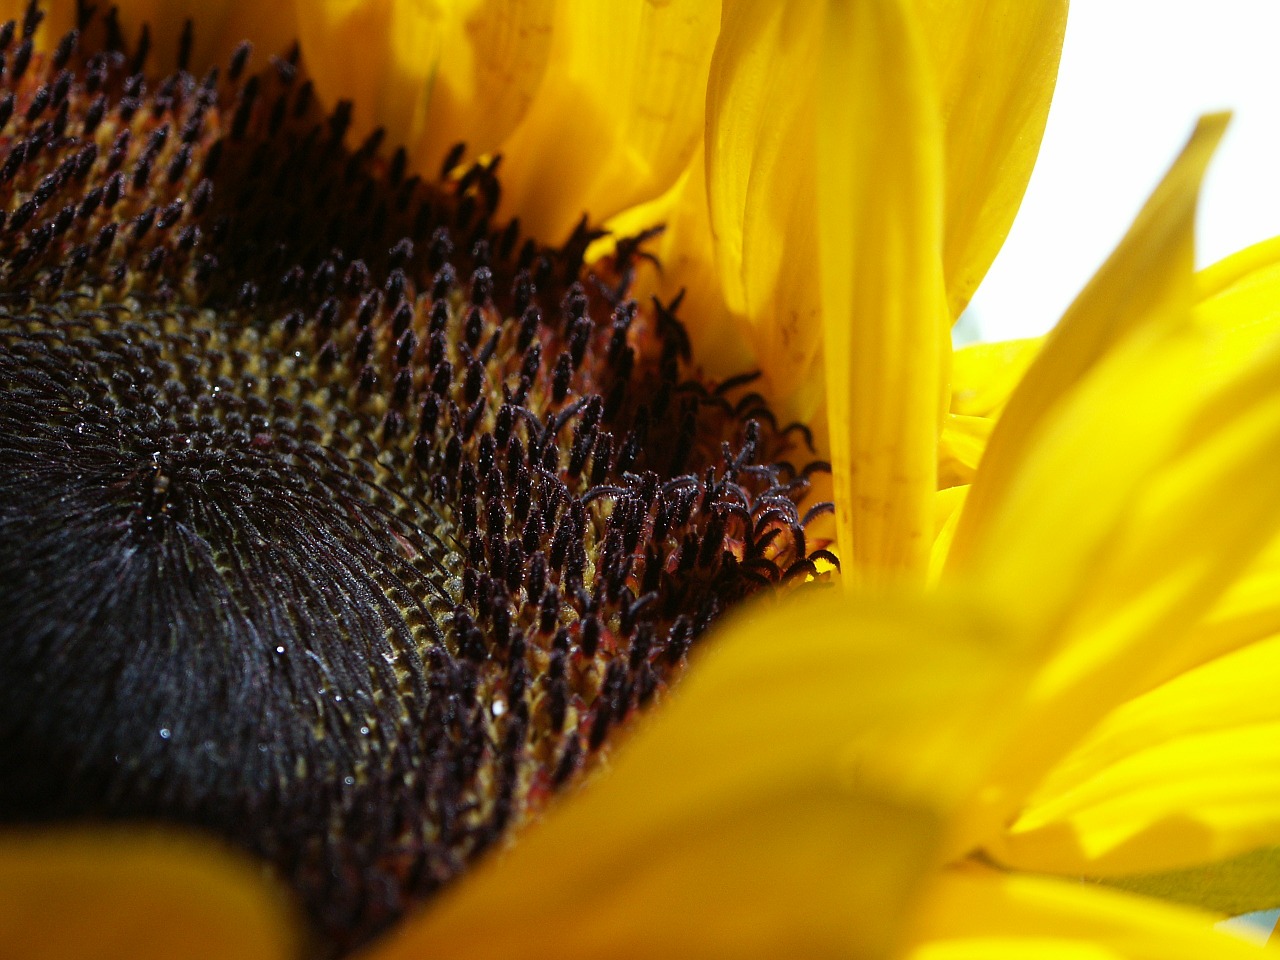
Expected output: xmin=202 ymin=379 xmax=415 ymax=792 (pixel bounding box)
xmin=0 ymin=7 xmax=832 ymax=952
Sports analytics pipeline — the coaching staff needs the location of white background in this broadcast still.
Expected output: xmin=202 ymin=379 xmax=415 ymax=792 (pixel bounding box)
xmin=967 ymin=1 xmax=1280 ymax=342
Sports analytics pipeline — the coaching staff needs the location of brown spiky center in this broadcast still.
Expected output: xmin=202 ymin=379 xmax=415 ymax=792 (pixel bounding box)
xmin=0 ymin=6 xmax=835 ymax=954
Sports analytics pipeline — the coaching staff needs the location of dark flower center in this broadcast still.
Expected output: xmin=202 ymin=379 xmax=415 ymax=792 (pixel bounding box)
xmin=0 ymin=4 xmax=833 ymax=953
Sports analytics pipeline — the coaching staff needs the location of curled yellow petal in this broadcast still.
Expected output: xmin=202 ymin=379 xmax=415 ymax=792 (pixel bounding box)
xmin=409 ymin=0 xmax=554 ymax=174
xmin=293 ymin=0 xmax=444 ymax=156
xmin=912 ymin=0 xmax=1068 ymax=318
xmin=704 ymin=0 xmax=827 ymax=423
xmin=0 ymin=828 xmax=301 ymax=960
xmin=362 ymin=591 xmax=1017 ymax=960
xmin=494 ymin=0 xmax=719 ymax=243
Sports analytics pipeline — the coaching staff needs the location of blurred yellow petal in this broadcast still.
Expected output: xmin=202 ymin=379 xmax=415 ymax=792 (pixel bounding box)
xmin=1108 ymin=845 xmax=1280 ymax=917
xmin=939 ymin=413 xmax=990 ymax=488
xmin=950 ymin=337 xmax=1043 ymax=418
xmin=494 ymin=0 xmax=719 ymax=243
xmin=1192 ymin=234 xmax=1280 ymax=386
xmin=937 ymin=339 xmax=1044 ymax=490
xmin=937 ymin=225 xmax=1280 ymax=529
xmin=816 ymin=0 xmax=949 ymax=583
xmin=940 ymin=127 xmax=1280 ymax=842
xmin=363 ymin=591 xmax=1017 ymax=960
xmin=996 ymin=635 xmax=1280 ymax=875
xmin=930 ymin=485 xmax=969 ymax=584
xmin=959 ymin=327 xmax=1280 ymax=846
xmin=912 ymin=0 xmax=1068 ymax=317
xmin=912 ymin=869 xmax=1266 ymax=960
xmin=949 ymin=115 xmax=1229 ymax=565
xmin=952 ymin=277 xmax=1218 ymax=640
xmin=1196 ymin=233 xmax=1280 ymax=301
xmin=1187 ymin=531 xmax=1280 ymax=678
xmin=0 ymin=828 xmax=300 ymax=960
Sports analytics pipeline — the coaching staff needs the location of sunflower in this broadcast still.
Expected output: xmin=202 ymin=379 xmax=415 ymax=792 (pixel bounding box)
xmin=5 ymin=1 xmax=1280 ymax=959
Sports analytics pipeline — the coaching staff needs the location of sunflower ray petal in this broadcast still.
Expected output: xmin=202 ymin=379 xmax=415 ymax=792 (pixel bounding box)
xmin=911 ymin=0 xmax=1069 ymax=317
xmin=492 ymin=0 xmax=719 ymax=243
xmin=293 ymin=0 xmax=445 ymax=154
xmin=703 ymin=0 xmax=828 ymax=422
xmin=948 ymin=114 xmax=1230 ymax=567
xmin=997 ymin=635 xmax=1280 ymax=877
xmin=816 ymin=0 xmax=950 ymax=582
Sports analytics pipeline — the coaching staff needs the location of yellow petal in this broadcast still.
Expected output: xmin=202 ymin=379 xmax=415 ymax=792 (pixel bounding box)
xmin=293 ymin=0 xmax=445 ymax=155
xmin=1196 ymin=233 xmax=1280 ymax=302
xmin=114 ymin=1 xmax=298 ymax=73
xmin=1188 ymin=530 xmax=1280 ymax=679
xmin=408 ymin=0 xmax=554 ymax=174
xmin=361 ymin=591 xmax=1017 ymax=960
xmin=950 ymin=337 xmax=1043 ymax=419
xmin=1192 ymin=234 xmax=1280 ymax=392
xmin=10 ymin=0 xmax=297 ymax=70
xmin=493 ymin=0 xmax=719 ymax=243
xmin=295 ymin=1 xmax=556 ymax=172
xmin=938 ymin=413 xmax=991 ymax=488
xmin=1005 ymin=233 xmax=1280 ymax=694
xmin=815 ymin=0 xmax=950 ymax=583
xmin=948 ymin=115 xmax=1229 ymax=567
xmin=911 ymin=868 xmax=1267 ymax=960
xmin=0 ymin=828 xmax=300 ymax=960
xmin=704 ymin=0 xmax=828 ymax=423
xmin=600 ymin=142 xmax=760 ymax=389
xmin=939 ymin=224 xmax=1280 ymax=514
xmin=997 ymin=635 xmax=1280 ymax=875
xmin=930 ymin=484 xmax=969 ymax=584
xmin=957 ymin=325 xmax=1280 ymax=848
xmin=911 ymin=0 xmax=1069 ymax=317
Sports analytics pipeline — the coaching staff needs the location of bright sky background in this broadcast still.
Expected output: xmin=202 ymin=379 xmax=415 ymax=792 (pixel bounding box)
xmin=967 ymin=1 xmax=1280 ymax=342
